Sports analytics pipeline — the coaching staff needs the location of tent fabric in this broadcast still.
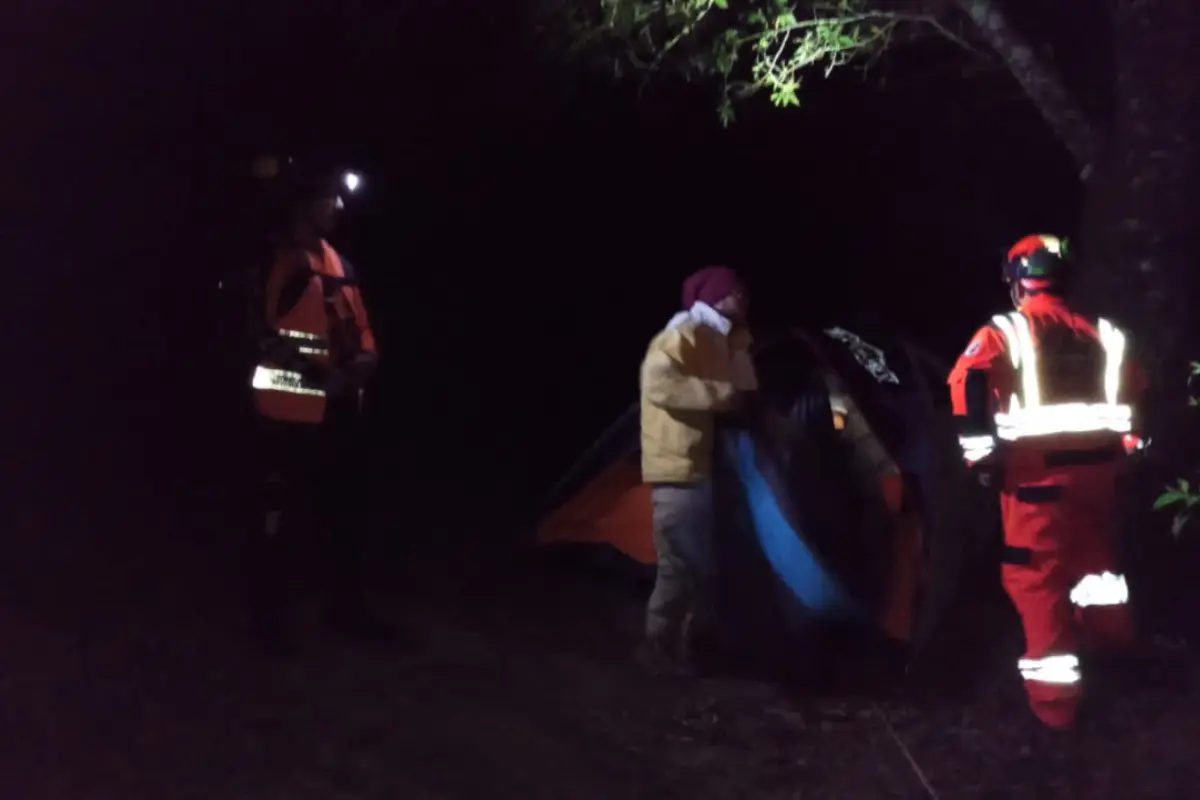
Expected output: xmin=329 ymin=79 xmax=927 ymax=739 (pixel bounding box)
xmin=535 ymin=457 xmax=655 ymax=565
xmin=534 ymin=328 xmax=994 ymax=657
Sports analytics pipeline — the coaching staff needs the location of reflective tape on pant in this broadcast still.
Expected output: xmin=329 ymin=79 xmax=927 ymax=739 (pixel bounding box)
xmin=251 ymin=365 xmax=326 ymax=397
xmin=1070 ymin=571 xmax=1129 ymax=607
xmin=1018 ymin=653 xmax=1081 ymax=684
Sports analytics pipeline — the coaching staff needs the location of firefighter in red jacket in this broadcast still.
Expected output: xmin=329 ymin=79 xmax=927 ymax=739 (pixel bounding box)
xmin=948 ymin=234 xmax=1146 ymax=730
xmin=246 ymin=157 xmax=394 ymax=655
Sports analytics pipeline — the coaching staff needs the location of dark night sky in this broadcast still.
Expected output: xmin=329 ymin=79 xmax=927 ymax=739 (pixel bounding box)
xmin=7 ymin=2 xmax=1082 ymax=537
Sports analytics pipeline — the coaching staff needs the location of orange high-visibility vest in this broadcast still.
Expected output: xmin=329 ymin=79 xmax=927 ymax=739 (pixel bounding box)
xmin=252 ymin=239 xmax=376 ymax=424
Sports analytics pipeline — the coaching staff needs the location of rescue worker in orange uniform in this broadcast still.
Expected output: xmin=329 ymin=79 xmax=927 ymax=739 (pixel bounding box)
xmin=246 ymin=157 xmax=394 ymax=655
xmin=948 ymin=234 xmax=1147 ymax=729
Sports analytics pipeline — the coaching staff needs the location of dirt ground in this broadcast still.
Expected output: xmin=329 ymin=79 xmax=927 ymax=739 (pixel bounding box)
xmin=2 ymin=520 xmax=1198 ymax=800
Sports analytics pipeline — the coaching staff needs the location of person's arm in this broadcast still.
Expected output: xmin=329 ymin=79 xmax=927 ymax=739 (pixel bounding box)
xmin=641 ymin=327 xmax=737 ymax=412
xmin=947 ymin=325 xmax=1011 ymax=465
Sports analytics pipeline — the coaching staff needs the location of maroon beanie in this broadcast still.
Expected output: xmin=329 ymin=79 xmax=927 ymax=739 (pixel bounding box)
xmin=682 ymin=265 xmax=745 ymax=309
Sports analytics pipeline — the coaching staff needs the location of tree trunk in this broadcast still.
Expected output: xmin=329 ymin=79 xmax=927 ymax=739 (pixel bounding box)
xmin=952 ymin=0 xmax=1099 ymax=174
xmin=1074 ymin=1 xmax=1200 ymax=637
xmin=1076 ymin=1 xmax=1200 ymax=420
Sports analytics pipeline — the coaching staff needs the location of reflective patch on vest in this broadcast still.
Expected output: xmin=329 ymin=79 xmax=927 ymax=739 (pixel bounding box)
xmin=990 ymin=311 xmax=1133 ymax=440
xmin=279 ymin=329 xmax=330 ymax=357
xmin=252 ymin=365 xmax=326 ymax=397
xmin=824 ymin=327 xmax=900 ymax=385
xmin=963 ymin=337 xmax=983 ymax=357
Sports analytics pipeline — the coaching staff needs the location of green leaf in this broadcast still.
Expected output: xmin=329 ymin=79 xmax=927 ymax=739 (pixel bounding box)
xmin=1172 ymin=512 xmax=1191 ymax=537
xmin=1155 ymin=490 xmax=1185 ymax=510
xmin=769 ymin=80 xmax=800 ymax=107
xmin=717 ymin=98 xmax=735 ymax=127
xmin=1190 ymin=361 xmax=1200 ymax=376
xmin=1180 ymin=479 xmax=1191 ymax=493
xmin=1189 ymin=396 xmax=1199 ymax=407
xmin=713 ymin=0 xmax=728 ymax=8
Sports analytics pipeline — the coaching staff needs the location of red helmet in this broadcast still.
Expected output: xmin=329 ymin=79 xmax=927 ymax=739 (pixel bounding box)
xmin=1003 ymin=234 xmax=1073 ymax=292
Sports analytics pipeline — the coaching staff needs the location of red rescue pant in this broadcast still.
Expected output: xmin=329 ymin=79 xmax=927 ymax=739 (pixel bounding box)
xmin=999 ymin=445 xmax=1134 ymax=729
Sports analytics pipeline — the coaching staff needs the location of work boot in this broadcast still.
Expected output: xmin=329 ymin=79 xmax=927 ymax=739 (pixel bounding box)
xmin=635 ymin=638 xmax=695 ymax=678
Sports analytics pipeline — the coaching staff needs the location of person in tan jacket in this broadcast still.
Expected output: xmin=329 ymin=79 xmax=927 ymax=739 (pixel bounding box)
xmin=638 ymin=265 xmax=758 ymax=674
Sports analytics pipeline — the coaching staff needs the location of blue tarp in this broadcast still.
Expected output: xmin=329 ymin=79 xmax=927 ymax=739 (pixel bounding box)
xmin=725 ymin=431 xmax=863 ymax=622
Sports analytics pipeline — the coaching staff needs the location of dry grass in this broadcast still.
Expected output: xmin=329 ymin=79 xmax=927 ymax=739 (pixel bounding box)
xmin=1 ymin=536 xmax=1196 ymax=800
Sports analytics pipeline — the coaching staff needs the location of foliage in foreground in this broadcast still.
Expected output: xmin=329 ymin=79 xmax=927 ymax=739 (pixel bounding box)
xmin=1152 ymin=361 xmax=1200 ymax=536
xmin=551 ymin=0 xmax=963 ymax=124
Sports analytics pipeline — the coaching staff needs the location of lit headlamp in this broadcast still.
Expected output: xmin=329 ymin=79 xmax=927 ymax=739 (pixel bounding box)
xmin=334 ymin=171 xmax=363 ymax=209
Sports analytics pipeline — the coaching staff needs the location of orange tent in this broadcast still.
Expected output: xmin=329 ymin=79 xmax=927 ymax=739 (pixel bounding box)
xmin=536 ymin=455 xmax=655 ymax=565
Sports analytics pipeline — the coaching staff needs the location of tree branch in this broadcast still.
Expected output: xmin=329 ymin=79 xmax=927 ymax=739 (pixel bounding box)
xmin=952 ymin=0 xmax=1098 ymax=176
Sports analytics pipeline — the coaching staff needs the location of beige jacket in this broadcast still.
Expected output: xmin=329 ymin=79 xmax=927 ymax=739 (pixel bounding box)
xmin=639 ymin=303 xmax=757 ymax=484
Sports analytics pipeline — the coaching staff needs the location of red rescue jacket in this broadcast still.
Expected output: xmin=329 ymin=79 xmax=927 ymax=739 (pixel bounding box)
xmin=251 ymin=239 xmax=376 ymax=424
xmin=947 ymin=293 xmax=1147 ymax=464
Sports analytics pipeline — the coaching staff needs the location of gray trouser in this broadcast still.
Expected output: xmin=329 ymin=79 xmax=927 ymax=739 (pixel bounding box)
xmin=645 ymin=480 xmax=715 ymax=652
